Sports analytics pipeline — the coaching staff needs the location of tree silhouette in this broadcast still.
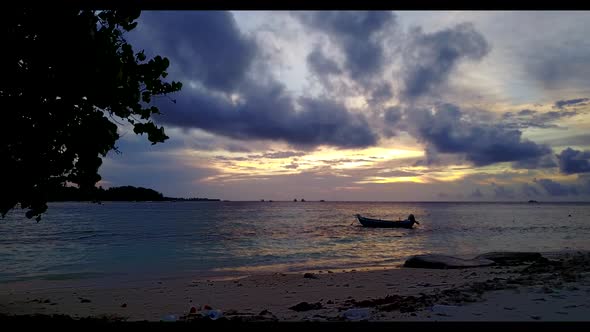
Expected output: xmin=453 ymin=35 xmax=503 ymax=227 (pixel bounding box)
xmin=0 ymin=9 xmax=182 ymax=221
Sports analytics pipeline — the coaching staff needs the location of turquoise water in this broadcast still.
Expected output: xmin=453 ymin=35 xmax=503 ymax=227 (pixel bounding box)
xmin=1 ymin=201 xmax=589 ymax=283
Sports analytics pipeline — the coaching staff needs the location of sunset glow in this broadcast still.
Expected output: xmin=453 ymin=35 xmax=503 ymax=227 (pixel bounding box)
xmin=98 ymin=11 xmax=590 ymax=201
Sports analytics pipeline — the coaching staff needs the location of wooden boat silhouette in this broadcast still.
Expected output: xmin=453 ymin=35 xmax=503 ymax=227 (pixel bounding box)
xmin=355 ymin=214 xmax=419 ymax=229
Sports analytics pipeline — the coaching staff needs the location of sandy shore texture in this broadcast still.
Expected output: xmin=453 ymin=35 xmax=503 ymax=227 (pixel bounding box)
xmin=1 ymin=251 xmax=590 ymax=322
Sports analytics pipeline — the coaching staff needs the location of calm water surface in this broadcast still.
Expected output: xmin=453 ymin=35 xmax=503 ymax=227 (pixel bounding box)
xmin=1 ymin=201 xmax=589 ymax=283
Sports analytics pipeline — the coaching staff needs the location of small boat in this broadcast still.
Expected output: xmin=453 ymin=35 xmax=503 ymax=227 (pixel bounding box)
xmin=355 ymin=214 xmax=419 ymax=229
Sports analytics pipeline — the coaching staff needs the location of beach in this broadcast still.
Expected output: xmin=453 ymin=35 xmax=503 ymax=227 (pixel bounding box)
xmin=2 ymin=250 xmax=589 ymax=322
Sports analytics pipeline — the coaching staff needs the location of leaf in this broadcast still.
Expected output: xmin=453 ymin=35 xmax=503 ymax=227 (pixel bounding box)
xmin=2 ymin=9 xmax=178 ymax=220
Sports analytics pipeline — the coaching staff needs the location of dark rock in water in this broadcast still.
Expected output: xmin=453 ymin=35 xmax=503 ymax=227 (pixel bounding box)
xmin=304 ymin=273 xmax=318 ymax=279
xmin=475 ymin=252 xmax=546 ymax=266
xmin=404 ymin=254 xmax=495 ymax=269
xmin=289 ymin=301 xmax=323 ymax=311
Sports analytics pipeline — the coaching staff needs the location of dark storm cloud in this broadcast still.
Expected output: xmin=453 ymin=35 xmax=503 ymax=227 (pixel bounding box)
xmin=502 ymin=109 xmax=579 ymax=129
xmin=401 ymin=23 xmax=490 ymax=99
xmin=554 ymin=98 xmax=590 ymax=109
xmin=156 ymin=82 xmax=378 ymax=149
xmin=384 ymin=106 xmax=402 ymax=124
xmin=408 ymin=104 xmax=552 ymax=167
xmin=535 ymin=179 xmax=578 ymax=196
xmin=369 ymin=83 xmax=394 ymax=106
xmin=296 ymin=11 xmax=396 ymax=80
xmin=381 ymin=106 xmax=404 ymax=138
xmin=135 ymin=11 xmax=257 ymax=92
xmin=556 ymin=148 xmax=590 ymax=174
xmin=306 ymin=46 xmax=341 ymax=76
xmin=132 ymin=11 xmax=380 ymax=150
xmin=512 ymin=154 xmax=557 ymax=170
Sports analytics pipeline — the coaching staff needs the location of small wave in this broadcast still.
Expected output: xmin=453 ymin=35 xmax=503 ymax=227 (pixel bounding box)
xmin=0 ymin=271 xmax=106 ymax=283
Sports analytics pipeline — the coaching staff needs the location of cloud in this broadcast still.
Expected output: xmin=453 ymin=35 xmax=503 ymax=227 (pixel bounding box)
xmin=540 ymin=134 xmax=590 ymax=147
xmin=214 ymin=156 xmax=250 ymax=162
xmin=296 ymin=11 xmax=396 ymax=81
xmin=384 ymin=106 xmax=403 ymax=124
xmin=134 ymin=11 xmax=257 ymax=93
xmin=306 ymin=45 xmax=341 ymax=76
xmin=248 ymin=151 xmax=307 ymax=159
xmin=130 ymin=11 xmax=380 ymax=150
xmin=100 ymin=136 xmax=220 ymax=197
xmin=526 ymin=41 xmax=590 ymax=90
xmin=374 ymin=170 xmax=422 ymax=177
xmin=284 ymin=162 xmax=300 ymax=169
xmin=535 ymin=178 xmax=578 ymax=196
xmin=554 ymin=98 xmax=590 ymax=109
xmin=501 ymin=109 xmax=579 ymax=129
xmin=556 ymin=147 xmax=590 ymax=174
xmin=157 ymin=82 xmax=378 ymax=149
xmin=369 ymin=83 xmax=394 ymax=106
xmin=407 ymin=104 xmax=552 ymax=167
xmin=401 ymin=23 xmax=490 ymax=100
xmin=512 ymin=154 xmax=557 ymax=170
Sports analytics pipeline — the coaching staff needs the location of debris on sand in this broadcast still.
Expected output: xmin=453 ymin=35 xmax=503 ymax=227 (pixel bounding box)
xmin=344 ymin=252 xmax=590 ymax=315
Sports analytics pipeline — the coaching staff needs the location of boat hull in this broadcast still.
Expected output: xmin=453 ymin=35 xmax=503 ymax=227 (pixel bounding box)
xmin=356 ymin=215 xmax=415 ymax=229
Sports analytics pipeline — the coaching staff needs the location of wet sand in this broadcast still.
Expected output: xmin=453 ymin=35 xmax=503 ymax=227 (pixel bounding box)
xmin=1 ymin=251 xmax=589 ymax=322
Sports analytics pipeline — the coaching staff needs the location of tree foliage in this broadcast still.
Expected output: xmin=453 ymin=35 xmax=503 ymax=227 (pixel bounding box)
xmin=0 ymin=9 xmax=182 ymax=220
xmin=48 ymin=185 xmax=165 ymax=202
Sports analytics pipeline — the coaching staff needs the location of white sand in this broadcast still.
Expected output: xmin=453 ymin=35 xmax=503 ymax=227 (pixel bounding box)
xmin=1 ymin=252 xmax=589 ymax=321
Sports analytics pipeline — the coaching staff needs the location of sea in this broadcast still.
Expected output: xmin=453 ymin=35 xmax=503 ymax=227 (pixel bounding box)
xmin=1 ymin=201 xmax=589 ymax=284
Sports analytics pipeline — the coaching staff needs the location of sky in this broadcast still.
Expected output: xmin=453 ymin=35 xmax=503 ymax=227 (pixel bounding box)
xmin=98 ymin=11 xmax=590 ymax=201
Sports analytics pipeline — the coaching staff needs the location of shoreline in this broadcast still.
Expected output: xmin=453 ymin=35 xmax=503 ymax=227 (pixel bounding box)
xmin=3 ymin=249 xmax=586 ymax=285
xmin=1 ymin=250 xmax=589 ymax=322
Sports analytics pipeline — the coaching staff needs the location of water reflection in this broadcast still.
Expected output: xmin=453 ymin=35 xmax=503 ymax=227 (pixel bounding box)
xmin=1 ymin=201 xmax=589 ymax=282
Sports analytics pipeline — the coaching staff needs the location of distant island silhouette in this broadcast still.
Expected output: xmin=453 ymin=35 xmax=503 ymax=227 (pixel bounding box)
xmin=47 ymin=185 xmax=220 ymax=202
